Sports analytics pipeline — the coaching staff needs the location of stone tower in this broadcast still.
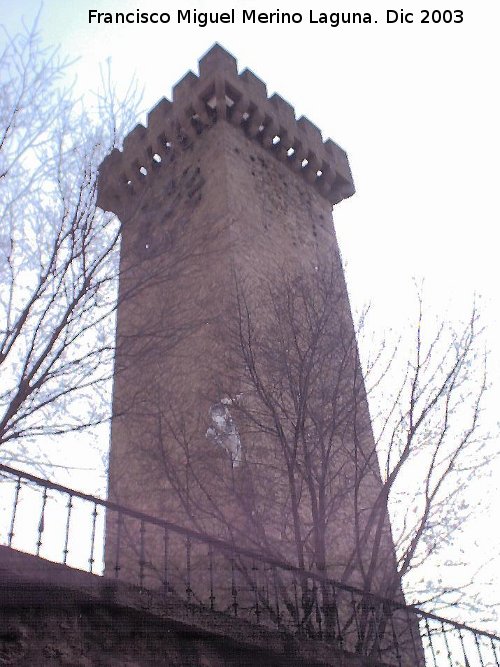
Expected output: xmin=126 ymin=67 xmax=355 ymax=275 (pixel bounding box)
xmin=97 ymin=45 xmax=401 ymax=601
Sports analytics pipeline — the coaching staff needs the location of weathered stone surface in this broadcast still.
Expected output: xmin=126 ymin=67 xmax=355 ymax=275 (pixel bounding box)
xmin=0 ymin=547 xmax=389 ymax=666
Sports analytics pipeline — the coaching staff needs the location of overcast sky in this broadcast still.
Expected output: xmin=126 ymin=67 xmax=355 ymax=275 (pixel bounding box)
xmin=3 ymin=0 xmax=499 ymax=626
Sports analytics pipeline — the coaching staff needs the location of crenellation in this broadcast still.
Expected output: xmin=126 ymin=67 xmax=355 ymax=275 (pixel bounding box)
xmin=97 ymin=149 xmax=126 ymax=212
xmin=325 ymin=138 xmax=351 ymax=179
xmin=113 ymin=124 xmax=151 ymax=198
xmin=100 ymin=148 xmax=124 ymax=184
xmin=97 ymin=44 xmax=355 ymax=214
xmin=122 ymin=123 xmax=147 ymax=158
xmin=147 ymin=97 xmax=172 ymax=125
xmin=238 ymin=68 xmax=268 ymax=100
xmin=172 ymin=70 xmax=199 ymax=104
xmin=297 ymin=115 xmax=324 ymax=161
xmin=198 ymin=42 xmax=238 ymax=78
xmin=269 ymin=93 xmax=296 ymax=133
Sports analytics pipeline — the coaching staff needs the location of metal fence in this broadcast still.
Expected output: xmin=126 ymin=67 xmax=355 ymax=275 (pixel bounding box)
xmin=1 ymin=462 xmax=498 ymax=666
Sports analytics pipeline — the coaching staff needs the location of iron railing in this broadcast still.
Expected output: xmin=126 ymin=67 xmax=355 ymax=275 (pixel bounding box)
xmin=1 ymin=462 xmax=498 ymax=666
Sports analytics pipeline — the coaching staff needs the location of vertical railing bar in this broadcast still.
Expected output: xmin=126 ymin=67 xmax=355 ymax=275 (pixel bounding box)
xmin=322 ymin=583 xmax=336 ymax=642
xmin=265 ymin=565 xmax=271 ymax=612
xmin=253 ymin=560 xmax=261 ymax=624
xmin=8 ymin=477 xmax=22 ymax=547
xmin=332 ymin=584 xmax=343 ymax=644
xmin=315 ymin=587 xmax=323 ymax=640
xmin=474 ymin=629 xmax=486 ymax=667
xmin=63 ymin=493 xmax=73 ymax=565
xmin=186 ymin=537 xmax=192 ymax=605
xmin=458 ymin=627 xmax=470 ymax=666
xmin=388 ymin=609 xmax=402 ymax=667
xmin=139 ymin=520 xmax=146 ymax=588
xmin=292 ymin=574 xmax=300 ymax=631
xmin=406 ymin=605 xmax=421 ymax=664
xmin=440 ymin=621 xmax=454 ymax=667
xmin=89 ymin=502 xmax=98 ymax=573
xmin=491 ymin=637 xmax=500 ymax=667
xmin=36 ymin=487 xmax=48 ymax=557
xmin=351 ymin=590 xmax=361 ymax=650
xmin=425 ymin=618 xmax=439 ymax=667
xmin=272 ymin=566 xmax=281 ymax=628
xmin=163 ymin=528 xmax=169 ymax=594
xmin=370 ymin=598 xmax=383 ymax=661
xmin=208 ymin=543 xmax=215 ymax=611
xmin=231 ymin=551 xmax=238 ymax=617
xmin=360 ymin=595 xmax=375 ymax=658
xmin=114 ymin=511 xmax=122 ymax=579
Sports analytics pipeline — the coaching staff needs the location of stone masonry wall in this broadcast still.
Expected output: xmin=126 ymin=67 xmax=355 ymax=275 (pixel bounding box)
xmin=99 ymin=45 xmax=404 ymax=617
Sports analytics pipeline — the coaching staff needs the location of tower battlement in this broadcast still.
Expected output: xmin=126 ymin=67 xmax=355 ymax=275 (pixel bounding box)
xmin=97 ymin=43 xmax=355 ymax=213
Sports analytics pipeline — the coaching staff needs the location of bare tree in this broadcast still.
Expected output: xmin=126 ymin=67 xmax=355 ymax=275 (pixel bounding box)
xmin=142 ymin=264 xmax=488 ymax=616
xmin=363 ymin=293 xmax=489 ymax=609
xmin=0 ymin=18 xmax=139 ymax=465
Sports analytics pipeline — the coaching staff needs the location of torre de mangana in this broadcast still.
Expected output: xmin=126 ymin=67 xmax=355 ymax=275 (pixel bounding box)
xmin=97 ymin=45 xmax=403 ymax=605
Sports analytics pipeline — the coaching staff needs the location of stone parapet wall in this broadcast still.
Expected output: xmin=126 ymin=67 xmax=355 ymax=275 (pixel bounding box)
xmin=0 ymin=547 xmax=389 ymax=667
